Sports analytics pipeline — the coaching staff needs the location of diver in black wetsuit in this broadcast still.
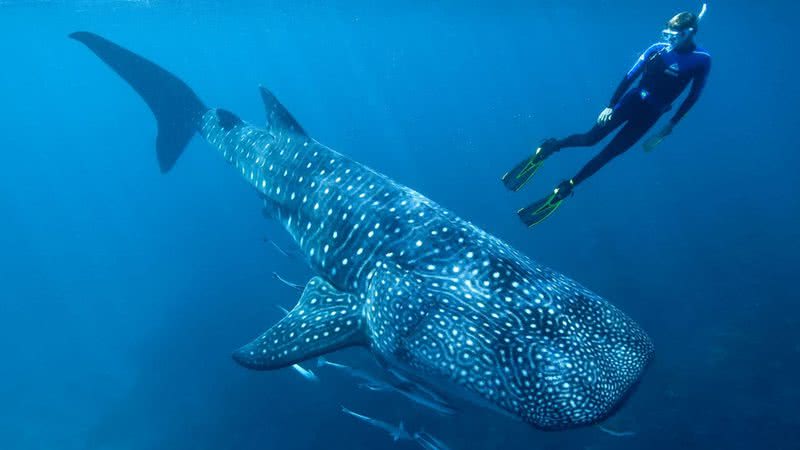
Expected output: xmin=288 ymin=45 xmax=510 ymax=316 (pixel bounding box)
xmin=502 ymin=8 xmax=712 ymax=227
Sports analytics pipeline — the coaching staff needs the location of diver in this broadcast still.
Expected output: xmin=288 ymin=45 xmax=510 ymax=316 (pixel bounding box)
xmin=502 ymin=5 xmax=712 ymax=227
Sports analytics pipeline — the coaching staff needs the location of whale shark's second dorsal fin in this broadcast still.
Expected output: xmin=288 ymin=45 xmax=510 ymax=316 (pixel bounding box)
xmin=233 ymin=277 xmax=366 ymax=370
xmin=259 ymin=86 xmax=307 ymax=137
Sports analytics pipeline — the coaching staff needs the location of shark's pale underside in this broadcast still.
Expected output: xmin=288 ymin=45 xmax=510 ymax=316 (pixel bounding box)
xmin=71 ymin=32 xmax=654 ymax=430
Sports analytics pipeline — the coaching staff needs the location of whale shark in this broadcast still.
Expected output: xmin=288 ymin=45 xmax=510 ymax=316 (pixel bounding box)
xmin=71 ymin=31 xmax=654 ymax=430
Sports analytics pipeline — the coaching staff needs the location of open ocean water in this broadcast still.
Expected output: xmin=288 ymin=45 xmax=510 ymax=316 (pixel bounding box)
xmin=1 ymin=1 xmax=798 ymax=449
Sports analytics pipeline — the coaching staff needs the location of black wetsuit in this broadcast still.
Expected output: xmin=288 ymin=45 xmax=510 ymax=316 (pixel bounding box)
xmin=556 ymin=42 xmax=711 ymax=185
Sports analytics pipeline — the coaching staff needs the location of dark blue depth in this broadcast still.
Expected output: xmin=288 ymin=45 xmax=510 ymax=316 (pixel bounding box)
xmin=1 ymin=1 xmax=797 ymax=449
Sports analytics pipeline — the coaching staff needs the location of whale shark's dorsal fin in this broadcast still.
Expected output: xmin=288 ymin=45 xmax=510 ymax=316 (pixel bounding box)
xmin=232 ymin=277 xmax=366 ymax=370
xmin=259 ymin=86 xmax=307 ymax=137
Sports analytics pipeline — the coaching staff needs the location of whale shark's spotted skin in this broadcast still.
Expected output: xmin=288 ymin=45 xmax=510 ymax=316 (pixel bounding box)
xmin=198 ymin=103 xmax=654 ymax=429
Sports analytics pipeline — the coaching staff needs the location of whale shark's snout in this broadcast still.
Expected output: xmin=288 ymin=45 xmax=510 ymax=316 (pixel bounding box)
xmin=513 ymin=291 xmax=655 ymax=429
xmin=366 ymin=263 xmax=655 ymax=430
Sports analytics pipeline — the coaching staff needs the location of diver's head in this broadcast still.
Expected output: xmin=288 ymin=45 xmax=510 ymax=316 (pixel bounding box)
xmin=662 ymin=12 xmax=698 ymax=48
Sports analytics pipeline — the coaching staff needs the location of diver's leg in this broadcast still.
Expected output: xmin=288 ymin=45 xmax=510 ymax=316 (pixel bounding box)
xmin=517 ymin=112 xmax=660 ymax=227
xmin=502 ymin=114 xmax=628 ymax=192
xmin=570 ymin=114 xmax=660 ymax=186
xmin=555 ymin=120 xmax=621 ymax=149
xmin=554 ymin=97 xmax=634 ymax=151
xmin=503 ymin=94 xmax=636 ymax=192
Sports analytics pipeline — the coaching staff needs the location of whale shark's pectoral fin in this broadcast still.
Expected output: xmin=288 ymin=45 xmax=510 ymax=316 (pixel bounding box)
xmin=233 ymin=277 xmax=366 ymax=370
xmin=259 ymin=86 xmax=307 ymax=137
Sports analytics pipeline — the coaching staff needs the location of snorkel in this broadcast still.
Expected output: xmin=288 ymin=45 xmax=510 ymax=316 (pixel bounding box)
xmin=698 ymin=2 xmax=708 ymax=21
xmin=662 ymin=3 xmax=707 ymax=49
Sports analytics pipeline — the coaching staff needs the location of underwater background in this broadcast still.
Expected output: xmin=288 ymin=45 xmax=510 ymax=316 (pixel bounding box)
xmin=1 ymin=0 xmax=798 ymax=449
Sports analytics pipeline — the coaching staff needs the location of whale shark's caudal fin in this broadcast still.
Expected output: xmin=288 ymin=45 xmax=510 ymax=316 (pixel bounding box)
xmin=259 ymin=86 xmax=307 ymax=137
xmin=69 ymin=32 xmax=207 ymax=173
xmin=233 ymin=277 xmax=367 ymax=370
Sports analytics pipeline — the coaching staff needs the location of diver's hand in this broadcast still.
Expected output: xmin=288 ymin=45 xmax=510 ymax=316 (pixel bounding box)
xmin=597 ymin=107 xmax=614 ymax=126
xmin=643 ymin=123 xmax=674 ymax=152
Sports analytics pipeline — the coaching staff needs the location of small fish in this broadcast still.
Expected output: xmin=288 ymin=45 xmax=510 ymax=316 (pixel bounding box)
xmin=317 ymin=356 xmax=373 ymax=372
xmin=413 ymin=430 xmax=452 ymax=450
xmin=266 ymin=238 xmax=290 ymax=257
xmin=321 ymin=358 xmax=454 ymax=415
xmin=290 ymin=363 xmax=319 ymax=382
xmin=362 ymin=382 xmax=455 ymax=416
xmin=394 ymin=385 xmax=455 ymax=416
xmin=341 ymin=406 xmax=412 ymax=442
xmin=263 ymin=236 xmax=303 ymax=259
xmin=596 ymin=424 xmax=637 ymax=437
xmin=389 ymin=369 xmax=449 ymax=404
xmin=271 ymin=272 xmax=304 ymax=291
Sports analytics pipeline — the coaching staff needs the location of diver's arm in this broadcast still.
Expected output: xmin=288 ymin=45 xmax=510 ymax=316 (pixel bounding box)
xmin=601 ymin=45 xmax=661 ymax=125
xmin=669 ymin=58 xmax=711 ymax=125
xmin=643 ymin=58 xmax=710 ymax=152
xmin=608 ymin=76 xmax=635 ymax=109
xmin=600 ymin=73 xmax=634 ymax=124
xmin=608 ymin=44 xmax=660 ymax=107
xmin=601 ymin=73 xmax=636 ymax=125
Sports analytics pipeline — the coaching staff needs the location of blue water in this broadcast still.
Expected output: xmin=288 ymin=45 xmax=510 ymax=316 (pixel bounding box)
xmin=2 ymin=1 xmax=798 ymax=449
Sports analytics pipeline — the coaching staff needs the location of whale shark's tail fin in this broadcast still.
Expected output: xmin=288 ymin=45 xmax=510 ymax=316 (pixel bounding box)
xmin=70 ymin=32 xmax=207 ymax=173
xmin=233 ymin=277 xmax=367 ymax=370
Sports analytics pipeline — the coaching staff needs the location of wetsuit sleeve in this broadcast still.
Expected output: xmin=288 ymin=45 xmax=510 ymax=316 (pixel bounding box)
xmin=670 ymin=56 xmax=711 ymax=125
xmin=608 ymin=45 xmax=659 ymax=107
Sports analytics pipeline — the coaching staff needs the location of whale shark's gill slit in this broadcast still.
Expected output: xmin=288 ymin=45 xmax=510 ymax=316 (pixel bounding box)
xmin=69 ymin=31 xmax=207 ymax=173
xmin=233 ymin=277 xmax=367 ymax=370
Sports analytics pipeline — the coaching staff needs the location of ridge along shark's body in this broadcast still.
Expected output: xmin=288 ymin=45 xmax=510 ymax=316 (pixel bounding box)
xmin=71 ymin=32 xmax=654 ymax=430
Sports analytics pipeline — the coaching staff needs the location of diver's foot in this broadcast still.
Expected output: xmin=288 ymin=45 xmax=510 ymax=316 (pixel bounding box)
xmin=539 ymin=138 xmax=560 ymax=156
xmin=552 ymin=178 xmax=574 ymax=201
xmin=517 ymin=179 xmax=574 ymax=227
xmin=501 ymin=138 xmax=560 ymax=192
